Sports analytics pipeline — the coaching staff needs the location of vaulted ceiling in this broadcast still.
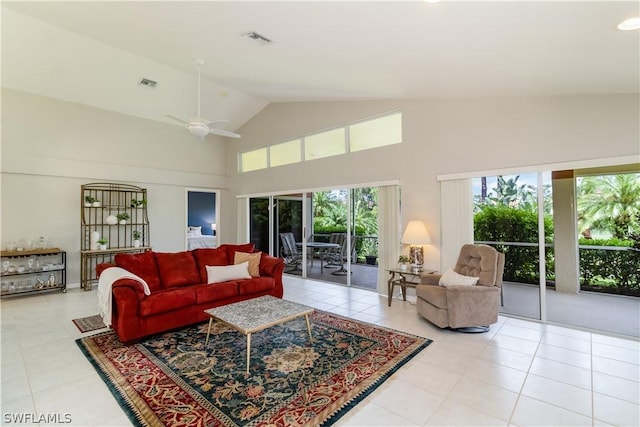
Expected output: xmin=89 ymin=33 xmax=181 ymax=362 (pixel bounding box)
xmin=3 ymin=1 xmax=638 ymax=133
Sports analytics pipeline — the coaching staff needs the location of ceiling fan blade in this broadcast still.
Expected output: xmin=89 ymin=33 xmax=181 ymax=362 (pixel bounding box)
xmin=166 ymin=115 xmax=189 ymax=125
xmin=209 ymin=128 xmax=241 ymax=138
xmin=204 ymin=119 xmax=229 ymax=125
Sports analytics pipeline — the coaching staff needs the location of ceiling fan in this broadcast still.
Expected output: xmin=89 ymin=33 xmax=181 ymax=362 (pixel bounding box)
xmin=166 ymin=60 xmax=241 ymax=139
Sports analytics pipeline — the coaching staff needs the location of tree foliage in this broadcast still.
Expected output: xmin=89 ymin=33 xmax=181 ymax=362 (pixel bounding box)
xmin=577 ymin=173 xmax=640 ymax=239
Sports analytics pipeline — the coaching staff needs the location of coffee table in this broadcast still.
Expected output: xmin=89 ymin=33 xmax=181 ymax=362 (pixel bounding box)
xmin=204 ymin=295 xmax=314 ymax=374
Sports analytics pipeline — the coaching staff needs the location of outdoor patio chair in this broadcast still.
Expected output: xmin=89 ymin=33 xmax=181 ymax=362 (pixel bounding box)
xmin=279 ymin=232 xmax=304 ymax=272
xmin=416 ymin=244 xmax=504 ymax=332
xmin=328 ymin=235 xmax=359 ymax=276
xmin=324 ymin=233 xmax=346 ymax=268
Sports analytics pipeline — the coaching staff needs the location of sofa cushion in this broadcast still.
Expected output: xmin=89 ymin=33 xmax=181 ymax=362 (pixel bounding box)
xmin=114 ymin=251 xmax=162 ymax=292
xmin=154 ymin=251 xmax=200 ymax=288
xmin=193 ymin=247 xmax=229 ymax=282
xmin=139 ymin=287 xmax=196 ymax=317
xmin=193 ymin=282 xmax=239 ymax=304
xmin=234 ymin=251 xmax=261 ymax=277
xmin=219 ymin=243 xmax=255 ymax=262
xmin=238 ymin=277 xmax=276 ymax=296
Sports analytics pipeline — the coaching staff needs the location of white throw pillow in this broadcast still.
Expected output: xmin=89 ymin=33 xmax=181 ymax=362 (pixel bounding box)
xmin=206 ymin=262 xmax=251 ymax=283
xmin=438 ymin=268 xmax=479 ymax=287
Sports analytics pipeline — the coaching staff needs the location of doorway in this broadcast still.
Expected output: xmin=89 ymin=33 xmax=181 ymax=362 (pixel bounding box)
xmin=186 ymin=189 xmax=219 ymax=250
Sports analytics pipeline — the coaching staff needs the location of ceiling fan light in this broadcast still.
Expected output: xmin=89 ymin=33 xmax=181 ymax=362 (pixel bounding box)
xmin=188 ymin=123 xmax=209 ymax=138
xmin=617 ymin=17 xmax=640 ymax=31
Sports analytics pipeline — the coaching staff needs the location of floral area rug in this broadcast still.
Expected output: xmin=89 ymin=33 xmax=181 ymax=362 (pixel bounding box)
xmin=76 ymin=310 xmax=432 ymax=427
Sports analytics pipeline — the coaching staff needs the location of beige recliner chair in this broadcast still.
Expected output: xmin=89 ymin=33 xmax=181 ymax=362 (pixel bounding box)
xmin=416 ymin=244 xmax=505 ymax=332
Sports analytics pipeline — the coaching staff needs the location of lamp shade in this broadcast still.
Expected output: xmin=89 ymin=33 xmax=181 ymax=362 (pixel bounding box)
xmin=401 ymin=220 xmax=431 ymax=245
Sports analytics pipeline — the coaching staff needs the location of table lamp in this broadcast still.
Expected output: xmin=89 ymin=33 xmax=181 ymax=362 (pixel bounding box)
xmin=401 ymin=220 xmax=431 ymax=272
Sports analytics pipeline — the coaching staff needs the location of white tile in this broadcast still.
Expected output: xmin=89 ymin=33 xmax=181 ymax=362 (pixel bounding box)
xmin=593 ymin=392 xmax=640 ymax=427
xmin=592 ymin=341 xmax=640 ymax=365
xmin=465 ymin=359 xmax=527 ymax=393
xmin=447 ymin=376 xmax=518 ymax=422
xmin=511 ymin=395 xmax=593 ymax=426
xmin=0 ymin=396 xmax=39 ymax=426
xmin=521 ymin=374 xmax=592 ymax=417
xmin=1 ymin=375 xmax=32 ymax=405
xmin=415 ymin=343 xmax=476 ymax=375
xmin=593 ymin=371 xmax=640 ymax=404
xmin=397 ymin=358 xmax=462 ymax=397
xmin=541 ymin=331 xmax=592 ymax=353
xmin=490 ymin=334 xmax=539 ymax=355
xmin=496 ymin=324 xmax=544 ymax=342
xmin=529 ymin=357 xmax=592 ymax=390
xmin=424 ymin=399 xmax=508 ymax=426
xmin=32 ymin=374 xmax=125 ymax=427
xmin=593 ymin=355 xmax=640 ymax=380
xmin=371 ymin=379 xmax=443 ymax=425
xmin=535 ymin=343 xmax=592 ymax=369
xmin=478 ymin=345 xmax=534 ymax=372
xmin=337 ymin=401 xmax=418 ymax=426
xmin=592 ymin=333 xmax=640 ymax=351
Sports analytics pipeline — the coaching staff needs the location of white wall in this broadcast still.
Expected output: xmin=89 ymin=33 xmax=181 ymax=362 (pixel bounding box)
xmin=1 ymin=88 xmax=231 ymax=286
xmin=3 ymin=89 xmax=638 ymax=284
xmin=228 ymin=95 xmax=639 ymax=269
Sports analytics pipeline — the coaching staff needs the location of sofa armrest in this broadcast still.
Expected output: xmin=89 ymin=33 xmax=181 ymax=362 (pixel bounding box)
xmin=96 ymin=262 xmax=116 ymax=278
xmin=112 ymin=278 xmax=148 ymax=300
xmin=421 ymin=273 xmax=442 ymax=286
xmin=259 ymin=253 xmax=285 ymax=278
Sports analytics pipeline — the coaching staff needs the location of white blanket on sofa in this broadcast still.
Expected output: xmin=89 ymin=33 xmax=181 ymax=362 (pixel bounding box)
xmin=97 ymin=267 xmax=150 ymax=327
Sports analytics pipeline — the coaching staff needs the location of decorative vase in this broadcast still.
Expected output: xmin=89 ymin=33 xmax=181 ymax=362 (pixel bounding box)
xmin=99 ymin=244 xmax=107 ymax=250
xmin=84 ymin=202 xmax=92 ymax=207
xmin=106 ymin=215 xmax=118 ymax=225
xmin=92 ymin=201 xmax=101 ymax=207
xmin=119 ymin=220 xmax=127 ymax=225
xmin=399 ymin=263 xmax=407 ymax=271
xmin=90 ymin=231 xmax=100 ymax=250
xmin=133 ymin=239 xmax=141 ymax=248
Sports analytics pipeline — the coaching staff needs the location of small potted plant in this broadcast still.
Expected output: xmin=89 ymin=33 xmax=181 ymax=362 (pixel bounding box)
xmin=398 ymin=255 xmax=410 ymax=271
xmin=132 ymin=230 xmax=142 ymax=248
xmin=130 ymin=199 xmax=147 ymax=208
xmin=97 ymin=238 xmax=108 ymax=250
xmin=85 ymin=196 xmax=101 ymax=207
xmin=116 ymin=212 xmax=130 ymax=225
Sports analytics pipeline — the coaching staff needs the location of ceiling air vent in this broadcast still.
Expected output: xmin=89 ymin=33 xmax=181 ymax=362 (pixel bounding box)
xmin=138 ymin=78 xmax=157 ymax=88
xmin=242 ymin=31 xmax=272 ymax=45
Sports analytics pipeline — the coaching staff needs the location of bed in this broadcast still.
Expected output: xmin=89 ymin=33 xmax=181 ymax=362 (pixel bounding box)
xmin=187 ymin=226 xmax=217 ymax=250
xmin=188 ymin=235 xmax=217 ymax=250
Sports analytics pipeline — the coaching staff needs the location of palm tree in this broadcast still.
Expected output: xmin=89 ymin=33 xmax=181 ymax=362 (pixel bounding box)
xmin=577 ymin=173 xmax=640 ymax=239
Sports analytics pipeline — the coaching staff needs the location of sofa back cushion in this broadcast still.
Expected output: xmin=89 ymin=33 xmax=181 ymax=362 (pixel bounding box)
xmin=219 ymin=243 xmax=255 ymax=262
xmin=154 ymin=251 xmax=201 ymax=288
xmin=114 ymin=251 xmax=162 ymax=292
xmin=193 ymin=247 xmax=229 ymax=283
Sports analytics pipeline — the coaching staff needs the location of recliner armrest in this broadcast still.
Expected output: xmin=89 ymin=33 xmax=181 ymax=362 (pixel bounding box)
xmin=421 ymin=273 xmax=441 ymax=286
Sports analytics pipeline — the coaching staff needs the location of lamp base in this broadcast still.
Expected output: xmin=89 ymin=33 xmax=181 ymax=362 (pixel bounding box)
xmin=409 ymin=245 xmax=424 ymax=268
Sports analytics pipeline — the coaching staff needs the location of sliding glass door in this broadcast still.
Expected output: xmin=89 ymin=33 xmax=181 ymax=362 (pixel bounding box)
xmin=473 ymin=173 xmax=548 ymax=320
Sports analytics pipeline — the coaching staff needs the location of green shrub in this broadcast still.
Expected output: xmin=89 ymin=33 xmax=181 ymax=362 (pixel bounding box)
xmin=474 ymin=205 xmax=554 ymax=283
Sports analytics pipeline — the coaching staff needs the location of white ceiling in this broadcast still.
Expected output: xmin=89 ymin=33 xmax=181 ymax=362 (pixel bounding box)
xmin=3 ymin=1 xmax=639 ymax=132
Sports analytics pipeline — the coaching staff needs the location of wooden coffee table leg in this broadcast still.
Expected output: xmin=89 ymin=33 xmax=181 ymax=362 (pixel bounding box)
xmin=205 ymin=317 xmax=214 ymax=346
xmin=246 ymin=333 xmax=252 ymax=374
xmin=305 ymin=314 xmax=313 ymax=343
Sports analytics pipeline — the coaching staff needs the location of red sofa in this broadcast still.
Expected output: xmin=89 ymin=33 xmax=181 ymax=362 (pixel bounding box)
xmin=96 ymin=243 xmax=285 ymax=344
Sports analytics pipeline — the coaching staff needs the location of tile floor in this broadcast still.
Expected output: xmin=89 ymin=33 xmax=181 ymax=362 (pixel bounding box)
xmin=1 ymin=276 xmax=639 ymax=426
